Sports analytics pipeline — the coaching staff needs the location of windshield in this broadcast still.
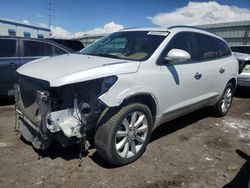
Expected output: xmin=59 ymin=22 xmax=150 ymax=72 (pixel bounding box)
xmin=80 ymin=31 xmax=168 ymax=61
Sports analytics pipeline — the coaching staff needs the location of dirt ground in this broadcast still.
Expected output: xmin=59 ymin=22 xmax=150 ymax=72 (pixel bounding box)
xmin=0 ymin=88 xmax=250 ymax=188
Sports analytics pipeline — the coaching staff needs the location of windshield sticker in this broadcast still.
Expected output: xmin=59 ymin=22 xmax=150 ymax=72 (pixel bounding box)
xmin=147 ymin=31 xmax=169 ymax=36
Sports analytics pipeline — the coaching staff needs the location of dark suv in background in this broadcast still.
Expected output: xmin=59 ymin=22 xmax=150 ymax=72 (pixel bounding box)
xmin=0 ymin=36 xmax=73 ymax=96
xmin=47 ymin=38 xmax=84 ymax=51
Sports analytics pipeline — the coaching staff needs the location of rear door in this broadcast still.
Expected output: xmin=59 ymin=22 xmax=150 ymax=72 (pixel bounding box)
xmin=191 ymin=33 xmax=220 ymax=98
xmin=0 ymin=38 xmax=20 ymax=95
xmin=18 ymin=39 xmax=69 ymax=67
xmin=210 ymin=36 xmax=233 ymax=92
xmin=19 ymin=39 xmax=54 ymax=66
xmin=19 ymin=39 xmax=68 ymax=67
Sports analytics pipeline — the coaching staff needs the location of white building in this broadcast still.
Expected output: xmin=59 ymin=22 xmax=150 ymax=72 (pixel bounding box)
xmin=197 ymin=20 xmax=250 ymax=46
xmin=77 ymin=33 xmax=107 ymax=47
xmin=77 ymin=20 xmax=250 ymax=47
xmin=0 ymin=18 xmax=50 ymax=38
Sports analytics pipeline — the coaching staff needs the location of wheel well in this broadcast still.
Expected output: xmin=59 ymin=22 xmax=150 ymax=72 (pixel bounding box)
xmin=228 ymin=78 xmax=237 ymax=89
xmin=122 ymin=94 xmax=157 ymax=123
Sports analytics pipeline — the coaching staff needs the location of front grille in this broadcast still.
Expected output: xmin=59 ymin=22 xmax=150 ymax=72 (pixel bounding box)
xmin=19 ymin=78 xmax=38 ymax=108
xmin=19 ymin=75 xmax=50 ymax=107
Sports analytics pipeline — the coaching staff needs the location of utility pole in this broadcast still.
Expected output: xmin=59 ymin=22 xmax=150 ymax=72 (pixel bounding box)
xmin=45 ymin=0 xmax=55 ymax=29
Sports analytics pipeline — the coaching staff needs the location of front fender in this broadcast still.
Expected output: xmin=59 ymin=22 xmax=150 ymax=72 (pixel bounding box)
xmin=98 ymin=76 xmax=159 ymax=113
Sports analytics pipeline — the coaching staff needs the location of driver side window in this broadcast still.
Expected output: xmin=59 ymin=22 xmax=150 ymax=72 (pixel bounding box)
xmin=162 ymin=32 xmax=194 ymax=61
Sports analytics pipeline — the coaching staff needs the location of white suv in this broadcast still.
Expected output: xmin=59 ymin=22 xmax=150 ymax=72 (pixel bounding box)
xmin=16 ymin=26 xmax=238 ymax=166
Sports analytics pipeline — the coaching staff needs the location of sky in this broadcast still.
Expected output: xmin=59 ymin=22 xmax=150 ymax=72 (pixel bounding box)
xmin=1 ymin=0 xmax=250 ymax=38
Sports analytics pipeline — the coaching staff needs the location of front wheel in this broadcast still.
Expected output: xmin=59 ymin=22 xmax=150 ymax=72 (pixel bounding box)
xmin=212 ymin=82 xmax=234 ymax=117
xmin=94 ymin=103 xmax=153 ymax=166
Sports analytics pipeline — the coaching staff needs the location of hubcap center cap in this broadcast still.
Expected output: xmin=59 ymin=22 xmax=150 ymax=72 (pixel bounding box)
xmin=128 ymin=131 xmax=135 ymax=139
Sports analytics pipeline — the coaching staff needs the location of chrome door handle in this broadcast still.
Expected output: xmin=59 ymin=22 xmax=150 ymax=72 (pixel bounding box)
xmin=219 ymin=68 xmax=225 ymax=74
xmin=194 ymin=72 xmax=202 ymax=80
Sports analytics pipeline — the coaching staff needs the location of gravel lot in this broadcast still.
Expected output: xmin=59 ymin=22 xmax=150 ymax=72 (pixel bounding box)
xmin=0 ymin=88 xmax=249 ymax=188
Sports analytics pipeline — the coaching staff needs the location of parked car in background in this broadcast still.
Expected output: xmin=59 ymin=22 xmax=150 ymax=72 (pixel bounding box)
xmin=0 ymin=36 xmax=73 ymax=96
xmin=16 ymin=26 xmax=238 ymax=166
xmin=231 ymin=45 xmax=250 ymax=54
xmin=47 ymin=38 xmax=84 ymax=52
xmin=231 ymin=46 xmax=250 ymax=87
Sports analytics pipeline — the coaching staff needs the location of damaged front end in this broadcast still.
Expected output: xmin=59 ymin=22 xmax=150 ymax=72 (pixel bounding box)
xmin=15 ymin=75 xmax=117 ymax=150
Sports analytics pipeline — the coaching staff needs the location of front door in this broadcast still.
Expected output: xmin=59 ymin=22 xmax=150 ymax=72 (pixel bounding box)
xmin=157 ymin=32 xmax=215 ymax=121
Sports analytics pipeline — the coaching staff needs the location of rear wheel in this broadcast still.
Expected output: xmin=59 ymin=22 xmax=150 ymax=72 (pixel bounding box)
xmin=212 ymin=82 xmax=234 ymax=117
xmin=94 ymin=103 xmax=153 ymax=166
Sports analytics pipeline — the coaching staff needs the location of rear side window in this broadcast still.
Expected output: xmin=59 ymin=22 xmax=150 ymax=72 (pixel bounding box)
xmin=194 ymin=33 xmax=231 ymax=61
xmin=23 ymin=40 xmax=54 ymax=57
xmin=211 ymin=37 xmax=231 ymax=57
xmin=0 ymin=39 xmax=17 ymax=57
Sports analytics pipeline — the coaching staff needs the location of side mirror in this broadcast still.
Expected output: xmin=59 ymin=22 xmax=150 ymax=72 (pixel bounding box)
xmin=165 ymin=49 xmax=191 ymax=63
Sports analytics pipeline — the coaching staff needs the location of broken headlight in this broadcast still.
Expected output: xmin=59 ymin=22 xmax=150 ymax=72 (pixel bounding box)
xmin=46 ymin=76 xmax=118 ymax=137
xmin=50 ymin=76 xmax=118 ymax=111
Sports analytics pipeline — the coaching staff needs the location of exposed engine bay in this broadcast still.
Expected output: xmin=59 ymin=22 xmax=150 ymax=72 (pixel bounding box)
xmin=15 ymin=75 xmax=117 ymax=150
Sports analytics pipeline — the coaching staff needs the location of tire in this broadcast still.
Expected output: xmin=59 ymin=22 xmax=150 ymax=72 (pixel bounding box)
xmin=212 ymin=82 xmax=234 ymax=117
xmin=94 ymin=103 xmax=153 ymax=166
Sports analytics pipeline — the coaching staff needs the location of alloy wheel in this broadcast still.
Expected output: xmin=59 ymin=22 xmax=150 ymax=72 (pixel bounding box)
xmin=115 ymin=111 xmax=148 ymax=158
xmin=221 ymin=87 xmax=233 ymax=113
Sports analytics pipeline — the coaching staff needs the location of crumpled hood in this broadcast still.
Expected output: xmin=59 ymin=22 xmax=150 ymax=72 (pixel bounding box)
xmin=17 ymin=54 xmax=140 ymax=87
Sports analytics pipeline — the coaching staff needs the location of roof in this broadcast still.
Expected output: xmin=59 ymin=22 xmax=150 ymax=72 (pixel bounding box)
xmin=0 ymin=36 xmax=73 ymax=53
xmin=121 ymin=27 xmax=168 ymax=32
xmin=77 ymin=25 xmax=225 ymax=41
xmin=120 ymin=26 xmax=220 ymax=39
xmin=0 ymin=18 xmax=50 ymax=32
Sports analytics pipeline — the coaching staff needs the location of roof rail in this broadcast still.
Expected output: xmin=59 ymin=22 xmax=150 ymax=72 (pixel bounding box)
xmin=167 ymin=25 xmax=220 ymax=36
xmin=167 ymin=25 xmax=205 ymax=30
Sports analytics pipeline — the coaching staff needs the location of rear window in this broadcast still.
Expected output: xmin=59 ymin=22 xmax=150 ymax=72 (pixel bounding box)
xmin=0 ymin=39 xmax=17 ymax=57
xmin=23 ymin=40 xmax=53 ymax=57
